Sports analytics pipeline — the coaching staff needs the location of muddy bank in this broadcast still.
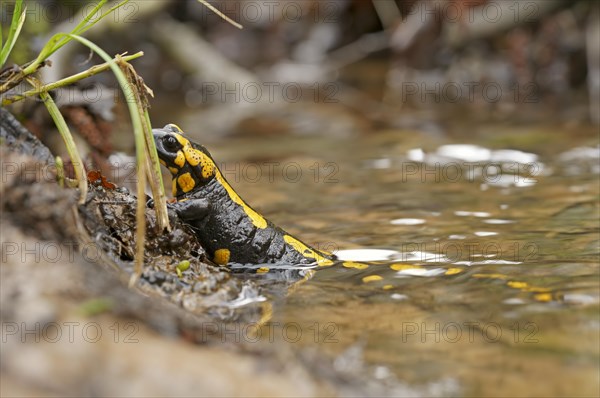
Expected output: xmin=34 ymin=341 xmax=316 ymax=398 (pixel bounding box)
xmin=0 ymin=112 xmax=333 ymax=396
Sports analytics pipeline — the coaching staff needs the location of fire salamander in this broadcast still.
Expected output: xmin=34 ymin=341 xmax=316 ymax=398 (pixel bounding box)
xmin=153 ymin=124 xmax=336 ymax=267
xmin=150 ymin=127 xmax=555 ymax=299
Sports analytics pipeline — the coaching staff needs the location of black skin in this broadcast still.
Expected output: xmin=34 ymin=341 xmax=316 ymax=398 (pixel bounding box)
xmin=153 ymin=125 xmax=336 ymax=266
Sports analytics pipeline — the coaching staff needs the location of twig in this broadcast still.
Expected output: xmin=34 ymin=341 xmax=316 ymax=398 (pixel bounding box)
xmin=2 ymin=52 xmax=144 ymax=106
xmin=196 ymin=0 xmax=243 ymax=29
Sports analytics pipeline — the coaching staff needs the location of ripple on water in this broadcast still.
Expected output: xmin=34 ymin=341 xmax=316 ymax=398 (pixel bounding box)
xmin=482 ymin=219 xmax=516 ymax=224
xmin=454 ymin=211 xmax=491 ymax=217
xmin=394 ymin=268 xmax=447 ymax=277
xmin=390 ymin=218 xmax=426 ymax=225
xmin=336 ymin=249 xmax=451 ymax=263
xmin=335 ymin=249 xmax=401 ymax=262
xmin=474 ymin=231 xmax=498 ymax=237
xmin=410 ymin=144 xmax=539 ymax=165
xmin=453 ymin=259 xmax=522 ymax=266
xmin=405 ymin=144 xmax=543 ymax=188
xmin=562 ymin=293 xmax=599 ymax=305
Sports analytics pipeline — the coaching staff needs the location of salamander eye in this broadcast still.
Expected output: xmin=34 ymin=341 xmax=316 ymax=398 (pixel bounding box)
xmin=163 ymin=135 xmax=179 ymax=152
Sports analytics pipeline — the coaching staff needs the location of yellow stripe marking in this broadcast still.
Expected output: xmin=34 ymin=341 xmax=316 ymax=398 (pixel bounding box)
xmin=216 ymin=171 xmax=267 ymax=229
xmin=283 ymin=235 xmax=333 ymax=266
xmin=174 ymin=132 xmax=189 ymax=146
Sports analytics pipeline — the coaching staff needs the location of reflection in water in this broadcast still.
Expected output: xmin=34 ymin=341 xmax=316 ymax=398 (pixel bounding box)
xmin=207 ymin=127 xmax=599 ymax=396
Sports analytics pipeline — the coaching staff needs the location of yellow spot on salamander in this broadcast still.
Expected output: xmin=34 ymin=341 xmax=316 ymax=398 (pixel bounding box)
xmin=178 ymin=172 xmax=196 ymax=193
xmin=256 ymin=267 xmax=270 ymax=273
xmin=172 ymin=133 xmax=216 ymax=180
xmin=283 ymin=235 xmax=333 ymax=266
xmin=382 ymin=284 xmax=394 ymax=290
xmin=183 ymin=146 xmax=215 ymax=179
xmin=174 ymin=151 xmax=185 ymax=168
xmin=213 ymin=249 xmax=230 ymax=265
xmin=445 ymin=267 xmax=463 ymax=275
xmin=159 ymin=158 xmax=166 ymax=166
xmin=184 ymin=147 xmax=202 ymax=166
xmin=390 ymin=263 xmax=422 ymax=271
xmin=342 ymin=261 xmax=369 ymax=270
xmin=362 ymin=275 xmax=383 ymax=283
xmin=168 ymin=166 xmax=179 ymax=175
xmin=201 ymin=164 xmax=214 ymax=179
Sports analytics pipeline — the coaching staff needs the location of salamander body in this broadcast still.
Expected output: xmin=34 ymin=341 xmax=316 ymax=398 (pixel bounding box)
xmin=153 ymin=124 xmax=335 ymax=267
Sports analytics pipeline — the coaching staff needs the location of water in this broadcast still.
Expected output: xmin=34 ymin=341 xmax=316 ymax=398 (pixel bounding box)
xmin=194 ymin=123 xmax=599 ymax=396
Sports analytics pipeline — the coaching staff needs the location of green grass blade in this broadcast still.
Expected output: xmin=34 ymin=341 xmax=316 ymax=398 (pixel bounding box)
xmin=77 ymin=0 xmax=131 ymax=36
xmin=51 ymin=0 xmax=132 ymax=55
xmin=29 ymin=78 xmax=88 ymax=204
xmin=24 ymin=32 xmax=67 ymax=75
xmin=47 ymin=0 xmax=109 ymax=57
xmin=55 ymin=0 xmax=130 ymax=56
xmin=71 ymin=0 xmax=109 ymax=35
xmin=0 ymin=0 xmax=27 ymax=66
xmin=65 ymin=34 xmax=169 ymax=284
xmin=23 ymin=0 xmax=131 ymax=74
xmin=141 ymin=108 xmax=170 ymax=232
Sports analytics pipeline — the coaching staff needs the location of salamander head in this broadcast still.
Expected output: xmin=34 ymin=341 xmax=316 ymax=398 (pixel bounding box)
xmin=153 ymin=124 xmax=217 ymax=197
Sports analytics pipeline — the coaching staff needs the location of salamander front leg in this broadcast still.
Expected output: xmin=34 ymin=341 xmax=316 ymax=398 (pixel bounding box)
xmin=169 ymin=198 xmax=211 ymax=221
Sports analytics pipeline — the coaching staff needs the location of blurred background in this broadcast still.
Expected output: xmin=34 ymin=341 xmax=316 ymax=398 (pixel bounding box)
xmin=5 ymin=0 xmax=599 ymax=151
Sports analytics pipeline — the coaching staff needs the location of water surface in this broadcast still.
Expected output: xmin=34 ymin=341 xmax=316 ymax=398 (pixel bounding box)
xmin=198 ymin=122 xmax=599 ymax=396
